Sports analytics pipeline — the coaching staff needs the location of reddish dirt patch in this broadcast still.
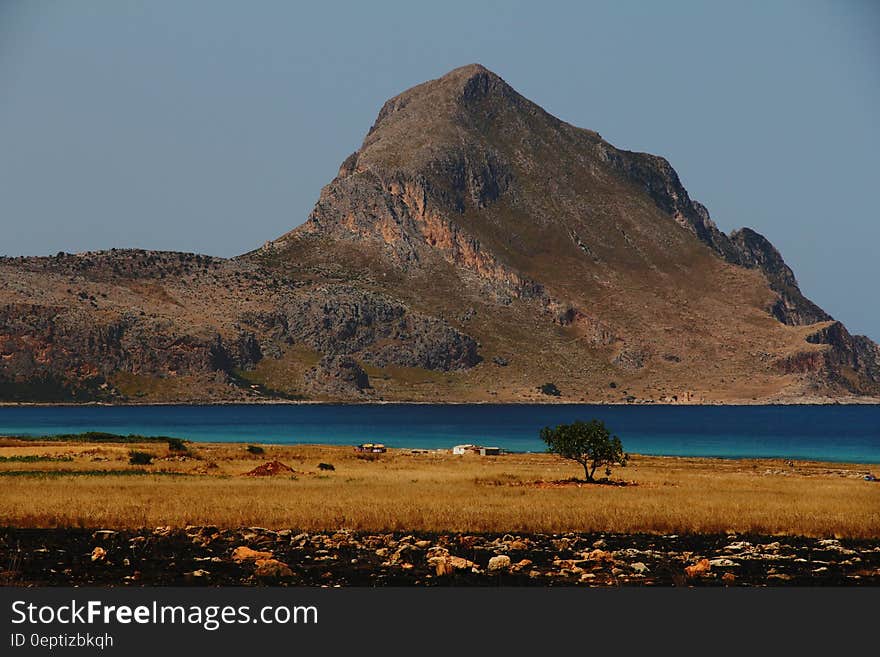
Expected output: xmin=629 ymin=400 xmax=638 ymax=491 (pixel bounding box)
xmin=243 ymin=460 xmax=295 ymax=477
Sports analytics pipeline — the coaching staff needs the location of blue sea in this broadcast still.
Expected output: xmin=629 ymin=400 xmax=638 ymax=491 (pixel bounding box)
xmin=0 ymin=404 xmax=878 ymax=463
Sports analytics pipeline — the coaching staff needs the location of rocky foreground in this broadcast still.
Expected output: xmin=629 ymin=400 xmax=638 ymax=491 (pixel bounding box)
xmin=2 ymin=527 xmax=878 ymax=587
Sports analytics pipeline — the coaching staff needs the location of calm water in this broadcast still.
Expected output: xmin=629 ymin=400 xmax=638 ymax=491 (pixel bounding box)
xmin=1 ymin=404 xmax=879 ymax=463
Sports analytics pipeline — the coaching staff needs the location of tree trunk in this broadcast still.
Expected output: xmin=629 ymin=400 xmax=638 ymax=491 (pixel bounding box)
xmin=583 ymin=462 xmax=593 ymax=482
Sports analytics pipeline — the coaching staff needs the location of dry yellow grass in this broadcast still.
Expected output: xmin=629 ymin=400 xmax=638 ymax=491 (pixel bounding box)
xmin=0 ymin=440 xmax=877 ymax=538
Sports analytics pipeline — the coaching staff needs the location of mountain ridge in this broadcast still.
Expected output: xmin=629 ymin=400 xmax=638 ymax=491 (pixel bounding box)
xmin=2 ymin=64 xmax=878 ymax=404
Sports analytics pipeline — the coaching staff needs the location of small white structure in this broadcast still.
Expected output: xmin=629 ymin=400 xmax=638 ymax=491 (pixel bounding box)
xmin=355 ymin=443 xmax=386 ymax=453
xmin=453 ymin=444 xmax=502 ymax=456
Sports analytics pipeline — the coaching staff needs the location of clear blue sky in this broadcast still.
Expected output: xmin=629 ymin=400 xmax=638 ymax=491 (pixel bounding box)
xmin=1 ymin=1 xmax=878 ymax=339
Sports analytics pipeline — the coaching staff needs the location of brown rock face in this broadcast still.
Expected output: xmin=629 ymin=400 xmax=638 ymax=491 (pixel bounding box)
xmin=0 ymin=64 xmax=877 ymax=402
xmin=0 ymin=300 xmax=259 ymax=401
xmin=258 ymin=64 xmax=878 ymax=400
xmin=0 ymin=250 xmax=479 ymax=401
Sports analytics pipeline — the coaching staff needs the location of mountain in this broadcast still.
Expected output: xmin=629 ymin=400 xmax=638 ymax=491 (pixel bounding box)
xmin=2 ymin=64 xmax=878 ymax=404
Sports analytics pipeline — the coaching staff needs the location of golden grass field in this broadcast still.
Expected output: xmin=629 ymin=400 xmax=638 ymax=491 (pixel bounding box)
xmin=0 ymin=438 xmax=877 ymax=538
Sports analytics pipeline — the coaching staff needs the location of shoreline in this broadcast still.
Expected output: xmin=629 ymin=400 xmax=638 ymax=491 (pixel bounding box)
xmin=2 ymin=397 xmax=880 ymax=408
xmin=3 ymin=437 xmax=878 ymax=467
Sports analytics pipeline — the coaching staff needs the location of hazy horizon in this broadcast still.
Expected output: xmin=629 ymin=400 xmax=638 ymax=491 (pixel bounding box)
xmin=2 ymin=1 xmax=878 ymax=339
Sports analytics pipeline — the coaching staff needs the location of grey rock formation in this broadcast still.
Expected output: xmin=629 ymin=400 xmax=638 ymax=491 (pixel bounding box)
xmin=245 ymin=286 xmax=480 ymax=371
xmin=304 ymin=355 xmax=371 ymax=397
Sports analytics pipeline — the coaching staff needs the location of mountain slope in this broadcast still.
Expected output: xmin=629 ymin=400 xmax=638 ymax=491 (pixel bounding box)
xmin=2 ymin=64 xmax=878 ymax=403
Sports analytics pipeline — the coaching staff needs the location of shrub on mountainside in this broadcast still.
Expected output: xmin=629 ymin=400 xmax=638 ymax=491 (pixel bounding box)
xmin=539 ymin=382 xmax=561 ymax=396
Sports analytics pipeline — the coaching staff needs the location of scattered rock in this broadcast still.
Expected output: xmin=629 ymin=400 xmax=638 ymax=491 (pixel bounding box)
xmin=92 ymin=530 xmax=117 ymax=540
xmin=5 ymin=529 xmax=880 ymax=586
xmin=427 ymin=552 xmax=476 ymax=575
xmin=254 ymin=559 xmax=294 ymax=579
xmin=708 ymin=558 xmax=739 ymax=568
xmin=488 ymin=555 xmax=512 ymax=572
xmin=433 ymin=560 xmax=455 ymax=576
xmin=232 ymin=546 xmax=274 ymax=562
xmin=724 ymin=541 xmax=753 ymax=553
xmin=685 ymin=559 xmax=711 ymax=578
xmin=818 ymin=541 xmax=857 ymax=555
xmin=512 ymin=559 xmax=533 ymax=572
xmin=552 ymin=538 xmax=571 ymax=551
xmin=449 ymin=556 xmax=476 ymax=570
xmin=585 ymin=549 xmax=614 ymax=563
xmin=389 ymin=544 xmax=420 ymax=564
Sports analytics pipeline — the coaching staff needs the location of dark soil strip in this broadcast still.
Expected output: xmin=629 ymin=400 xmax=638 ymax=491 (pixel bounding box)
xmin=1 ymin=527 xmax=878 ymax=587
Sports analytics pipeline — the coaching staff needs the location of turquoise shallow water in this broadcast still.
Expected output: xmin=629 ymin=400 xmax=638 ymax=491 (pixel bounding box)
xmin=1 ymin=403 xmax=879 ymax=463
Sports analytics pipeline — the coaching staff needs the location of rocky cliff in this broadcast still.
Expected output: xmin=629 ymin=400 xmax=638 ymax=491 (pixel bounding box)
xmin=598 ymin=145 xmax=832 ymax=326
xmin=1 ymin=64 xmax=877 ymax=403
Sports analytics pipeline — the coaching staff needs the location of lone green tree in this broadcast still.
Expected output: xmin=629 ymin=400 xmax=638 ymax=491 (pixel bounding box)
xmin=540 ymin=419 xmax=627 ymax=482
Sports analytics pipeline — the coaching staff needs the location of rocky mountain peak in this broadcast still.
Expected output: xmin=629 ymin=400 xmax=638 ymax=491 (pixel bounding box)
xmin=368 ymin=64 xmax=515 ymax=135
xmin=3 ymin=66 xmax=878 ymax=404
